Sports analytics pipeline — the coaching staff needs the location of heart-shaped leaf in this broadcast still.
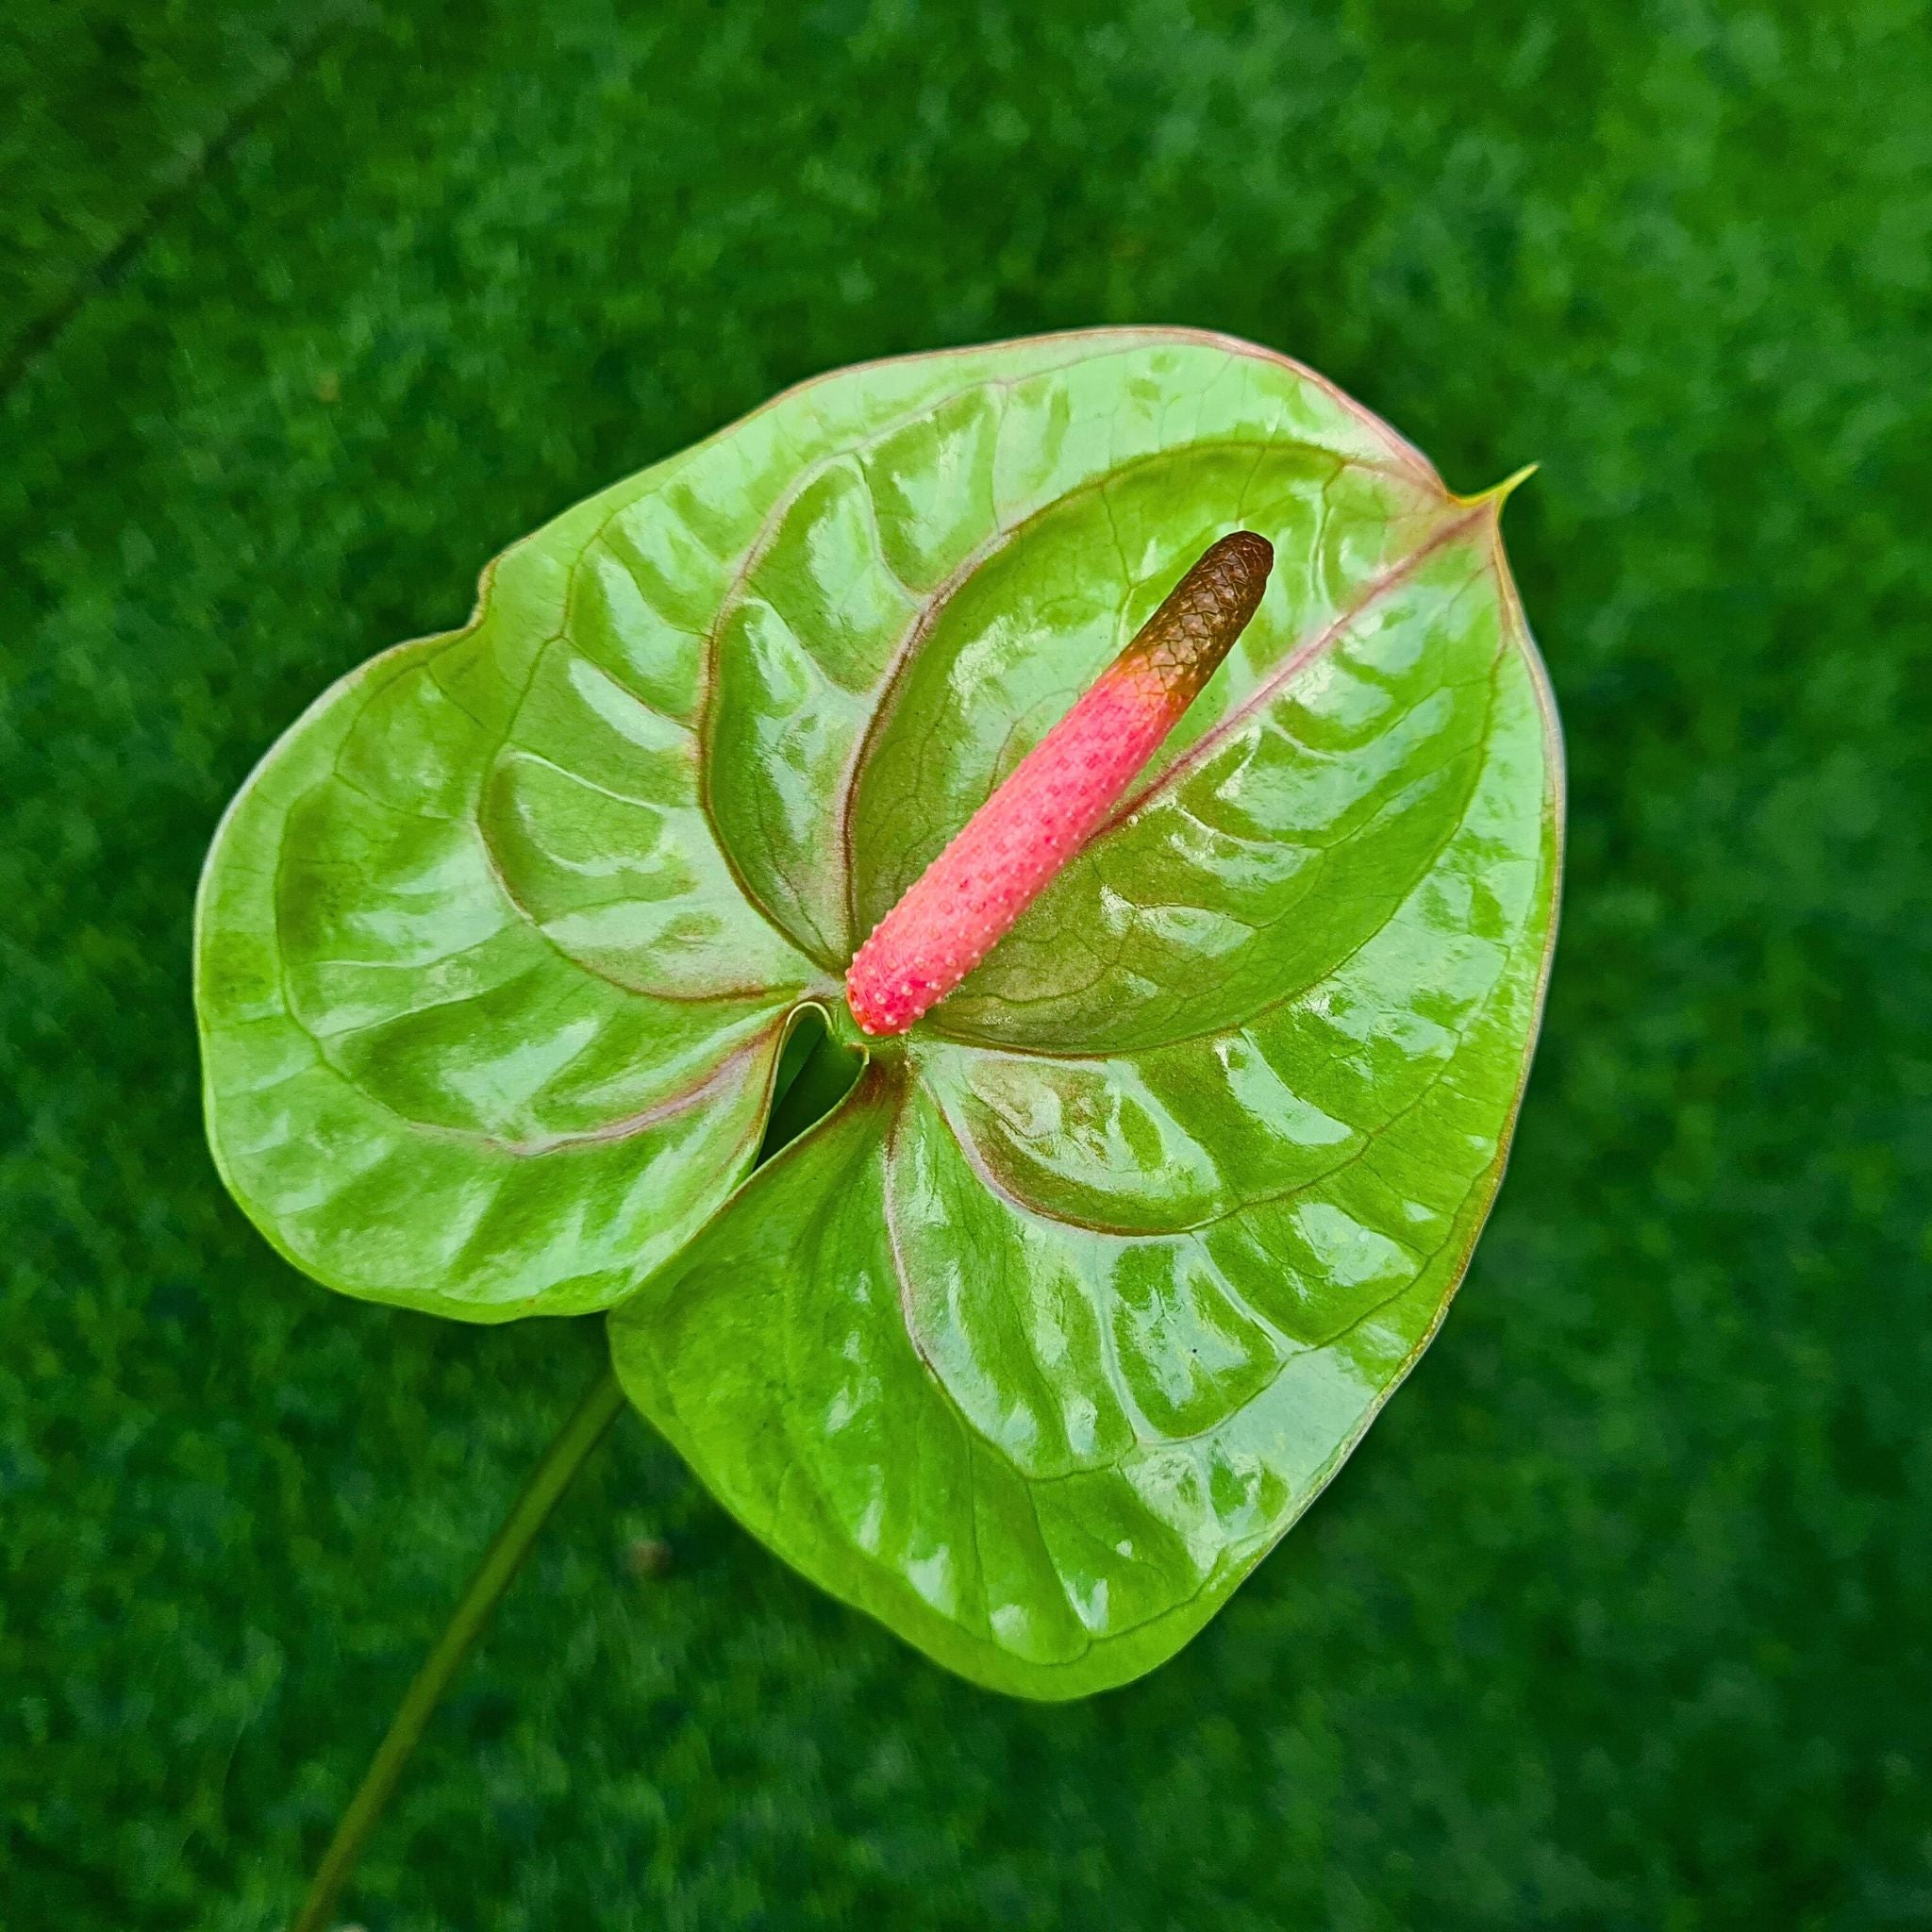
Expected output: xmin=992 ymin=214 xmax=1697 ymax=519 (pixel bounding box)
xmin=197 ymin=328 xmax=1560 ymax=1693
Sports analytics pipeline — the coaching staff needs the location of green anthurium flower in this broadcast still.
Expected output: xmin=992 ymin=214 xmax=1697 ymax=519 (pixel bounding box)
xmin=196 ymin=328 xmax=1562 ymax=1697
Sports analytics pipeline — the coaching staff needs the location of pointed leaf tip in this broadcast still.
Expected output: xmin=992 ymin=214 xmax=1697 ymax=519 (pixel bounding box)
xmin=1464 ymin=462 xmax=1540 ymax=512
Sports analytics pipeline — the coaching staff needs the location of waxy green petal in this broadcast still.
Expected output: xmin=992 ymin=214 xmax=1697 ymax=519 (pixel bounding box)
xmin=197 ymin=329 xmax=1560 ymax=1689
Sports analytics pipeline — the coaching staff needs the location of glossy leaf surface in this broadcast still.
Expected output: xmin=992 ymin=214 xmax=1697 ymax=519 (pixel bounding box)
xmin=197 ymin=330 xmax=1561 ymax=1691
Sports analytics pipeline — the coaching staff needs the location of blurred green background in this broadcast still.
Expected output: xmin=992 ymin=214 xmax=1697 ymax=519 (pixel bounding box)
xmin=5 ymin=1 xmax=1929 ymax=1925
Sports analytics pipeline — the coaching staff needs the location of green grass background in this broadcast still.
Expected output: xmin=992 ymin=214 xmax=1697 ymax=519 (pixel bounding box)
xmin=5 ymin=2 xmax=1929 ymax=1925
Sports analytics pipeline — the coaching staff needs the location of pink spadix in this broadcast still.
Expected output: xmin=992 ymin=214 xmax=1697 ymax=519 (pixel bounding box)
xmin=846 ymin=531 xmax=1274 ymax=1037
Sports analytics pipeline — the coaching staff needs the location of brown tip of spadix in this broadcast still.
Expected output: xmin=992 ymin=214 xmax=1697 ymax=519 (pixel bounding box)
xmin=1124 ymin=530 xmax=1274 ymax=692
xmin=1206 ymin=529 xmax=1274 ymax=598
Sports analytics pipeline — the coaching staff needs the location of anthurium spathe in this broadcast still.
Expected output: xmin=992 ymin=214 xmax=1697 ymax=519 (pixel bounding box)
xmin=196 ymin=328 xmax=1562 ymax=1698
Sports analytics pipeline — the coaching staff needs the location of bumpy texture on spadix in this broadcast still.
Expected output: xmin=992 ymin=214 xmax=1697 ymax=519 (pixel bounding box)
xmin=847 ymin=533 xmax=1274 ymax=1034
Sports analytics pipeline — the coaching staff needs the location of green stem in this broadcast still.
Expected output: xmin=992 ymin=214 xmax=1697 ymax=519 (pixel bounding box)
xmin=291 ymin=1363 xmax=627 ymax=1932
